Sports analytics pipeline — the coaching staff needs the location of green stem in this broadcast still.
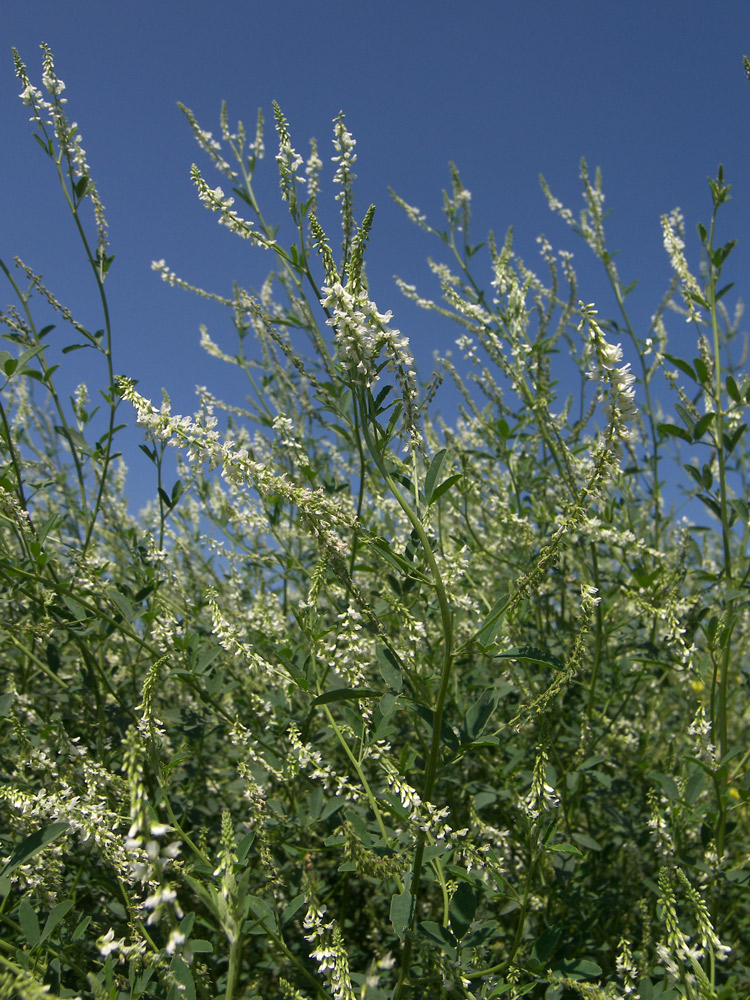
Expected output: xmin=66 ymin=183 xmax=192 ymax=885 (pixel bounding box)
xmin=353 ymin=392 xmax=455 ymax=999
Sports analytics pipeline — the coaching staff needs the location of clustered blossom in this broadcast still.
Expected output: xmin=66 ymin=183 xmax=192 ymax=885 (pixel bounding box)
xmin=123 ymin=727 xmax=180 ymax=882
xmin=305 ymin=137 xmax=323 ymax=210
xmin=274 ymin=103 xmax=304 ymax=207
xmin=0 ymin=762 xmax=131 ymax=889
xmin=206 ymin=585 xmax=284 ymax=692
xmin=390 ymin=192 xmax=431 ymax=233
xmin=14 ymin=44 xmax=108 ymax=256
xmin=688 ymin=705 xmax=716 ymax=765
xmin=179 ymin=101 xmax=238 ymax=180
xmin=661 ymin=207 xmax=703 ymax=322
xmin=378 ymin=757 xmax=469 ymax=847
xmin=324 ymin=603 xmax=370 ymax=687
xmin=191 ymin=164 xmax=273 ymax=246
xmin=656 ymin=867 xmax=731 ymax=994
xmin=520 ymin=746 xmax=559 ymax=823
xmin=580 ymin=302 xmax=638 ymax=431
xmin=120 ymin=727 xmax=189 ymax=963
xmin=303 ymin=884 xmax=356 ymax=1000
xmin=0 ymin=485 xmax=32 ymax=535
xmin=320 ymin=281 xmax=421 ymax=446
xmin=117 ymin=377 xmax=356 ymax=555
xmin=647 ymin=789 xmax=674 ymax=857
xmin=331 ymin=111 xmax=357 ymax=206
xmin=285 ymin=724 xmax=362 ymax=801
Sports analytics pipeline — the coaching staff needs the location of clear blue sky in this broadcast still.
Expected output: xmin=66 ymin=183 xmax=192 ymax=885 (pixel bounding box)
xmin=2 ymin=2 xmax=750 ymax=513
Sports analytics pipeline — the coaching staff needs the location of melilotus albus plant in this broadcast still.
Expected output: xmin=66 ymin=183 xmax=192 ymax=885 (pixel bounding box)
xmin=1 ymin=43 xmax=748 ymax=1000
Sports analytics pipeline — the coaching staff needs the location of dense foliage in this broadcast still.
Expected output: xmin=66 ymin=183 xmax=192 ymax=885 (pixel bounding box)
xmin=1 ymin=45 xmax=749 ymax=1000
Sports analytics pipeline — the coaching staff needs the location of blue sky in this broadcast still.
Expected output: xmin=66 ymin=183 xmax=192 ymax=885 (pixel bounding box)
xmin=2 ymin=2 xmax=750 ymax=514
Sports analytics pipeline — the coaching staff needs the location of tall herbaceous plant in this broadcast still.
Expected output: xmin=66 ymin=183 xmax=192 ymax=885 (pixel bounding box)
xmin=1 ymin=43 xmax=748 ymax=1000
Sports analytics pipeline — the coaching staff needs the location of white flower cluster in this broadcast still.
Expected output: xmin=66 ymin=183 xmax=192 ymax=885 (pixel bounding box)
xmin=331 ymin=112 xmax=357 ymax=201
xmin=520 ymin=746 xmax=559 ymax=823
xmin=580 ymin=303 xmax=638 ymax=431
xmin=322 ymin=282 xmax=400 ymax=385
xmin=661 ymin=207 xmax=702 ymax=322
xmin=15 ymin=45 xmax=108 ymax=252
xmin=305 ymin=138 xmax=323 ymax=208
xmin=0 ymin=485 xmax=32 ymax=535
xmin=190 ymin=164 xmax=273 ymax=247
xmin=687 ymin=705 xmax=716 ymax=765
xmin=275 ymin=132 xmax=304 ymax=203
xmin=117 ymin=378 xmax=356 ymax=555
xmin=303 ymin=899 xmax=356 ymax=1000
xmin=286 ymin=724 xmax=362 ymax=801
xmin=379 ymin=757 xmax=469 ymax=846
xmin=656 ymin=867 xmax=731 ymax=994
xmin=180 ymin=101 xmax=238 ymax=180
xmin=320 ymin=282 xmax=420 ymax=447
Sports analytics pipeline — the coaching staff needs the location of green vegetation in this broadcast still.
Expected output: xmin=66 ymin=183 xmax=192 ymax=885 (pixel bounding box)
xmin=1 ymin=44 xmax=749 ymax=1000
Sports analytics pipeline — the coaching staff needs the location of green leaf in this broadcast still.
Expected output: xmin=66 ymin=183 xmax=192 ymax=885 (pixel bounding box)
xmin=54 ymin=424 xmax=93 ymax=456
xmin=40 ymin=899 xmax=74 ymax=944
xmin=730 ymin=498 xmax=749 ymax=524
xmin=0 ymin=692 xmax=14 ymax=716
xmin=693 ymin=412 xmax=714 ymax=441
xmin=683 ymin=464 xmax=703 ymax=489
xmin=4 ymin=343 xmax=46 ymax=378
xmin=693 ymin=357 xmax=709 ymax=385
xmin=476 ymin=594 xmax=510 ymax=647
xmin=684 ymin=771 xmax=705 ymax=805
xmin=169 ymin=956 xmax=196 ymax=1000
xmin=390 ymin=874 xmax=414 ymax=941
xmin=462 ymin=688 xmax=500 ymax=742
xmin=372 ymin=383 xmax=395 ymax=414
xmin=370 ymin=536 xmax=427 ymax=579
xmin=376 ymin=645 xmax=403 ymax=692
xmin=726 ymin=375 xmax=741 ymax=403
xmin=107 ymin=587 xmax=138 ymax=623
xmin=449 ymin=881 xmax=478 ymax=939
xmin=489 ymin=985 xmax=537 ymax=998
xmin=424 ymin=449 xmax=448 ymax=504
xmin=674 ymin=403 xmax=695 ymax=434
xmin=648 ymin=770 xmax=680 ymax=801
xmin=429 ymin=473 xmax=463 ymax=505
xmin=495 ymin=646 xmax=566 ymax=671
xmin=70 ymin=914 xmax=91 ymax=942
xmin=281 ymin=893 xmax=307 ymax=927
xmin=19 ymin=898 xmax=41 ymax=947
xmin=414 ymin=703 xmax=460 ymax=750
xmin=663 ymin=353 xmax=696 ymax=382
xmin=61 ymin=594 xmax=88 ymax=621
xmin=546 ymin=842 xmax=583 ymax=856
xmin=196 ymin=645 xmax=222 ymax=673
xmin=532 ymin=925 xmax=561 ymax=963
xmin=312 ymin=687 xmax=381 ymax=707
xmin=698 ymin=493 xmax=722 ymax=518
xmin=658 ymin=422 xmax=692 ymax=444
xmin=246 ymin=894 xmax=278 ymax=932
xmin=419 ymin=919 xmax=457 ymax=950
xmin=0 ymin=822 xmax=69 ymax=879
xmin=571 ymin=831 xmax=603 ymax=851
xmin=550 ymin=959 xmax=602 ymax=979
xmin=723 ymin=424 xmax=746 ymax=454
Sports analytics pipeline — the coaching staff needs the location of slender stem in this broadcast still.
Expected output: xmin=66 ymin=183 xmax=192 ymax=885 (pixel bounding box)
xmin=354 ymin=401 xmax=455 ymax=998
